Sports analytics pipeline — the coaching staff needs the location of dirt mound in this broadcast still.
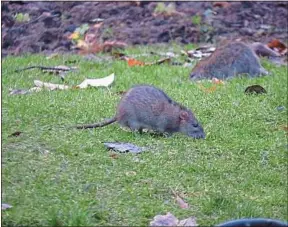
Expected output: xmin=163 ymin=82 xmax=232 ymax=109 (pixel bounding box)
xmin=1 ymin=1 xmax=287 ymax=56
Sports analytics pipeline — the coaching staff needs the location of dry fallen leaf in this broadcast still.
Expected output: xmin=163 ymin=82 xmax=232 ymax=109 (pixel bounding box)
xmin=250 ymin=42 xmax=281 ymax=57
xmin=68 ymin=31 xmax=80 ymax=40
xmin=78 ymin=39 xmax=127 ymax=55
xmin=34 ymin=80 xmax=70 ymax=90
xmin=103 ymin=142 xmax=147 ymax=153
xmin=195 ymin=46 xmax=216 ymax=53
xmin=126 ymin=57 xmax=171 ymax=67
xmin=9 ymin=89 xmax=30 ymax=95
xmin=150 ymin=212 xmax=198 ymax=226
xmin=182 ymin=48 xmax=214 ymax=59
xmin=267 ymin=39 xmax=287 ymax=55
xmin=2 ymin=203 xmax=12 ymax=210
xmin=127 ymin=58 xmax=145 ymax=66
xmin=213 ymin=2 xmax=231 ymax=8
xmin=178 ymin=217 xmax=198 ymax=226
xmin=150 ymin=212 xmax=179 ymax=226
xmin=29 ymin=87 xmax=43 ymax=93
xmin=76 ymin=40 xmax=89 ymax=49
xmin=77 ymin=73 xmax=114 ymax=89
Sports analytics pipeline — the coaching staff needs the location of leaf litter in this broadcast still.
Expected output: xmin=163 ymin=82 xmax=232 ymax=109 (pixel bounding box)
xmin=9 ymin=73 xmax=115 ymax=95
xmin=103 ymin=142 xmax=147 ymax=153
xmin=9 ymin=38 xmax=285 ymax=97
xmin=150 ymin=212 xmax=197 ymax=226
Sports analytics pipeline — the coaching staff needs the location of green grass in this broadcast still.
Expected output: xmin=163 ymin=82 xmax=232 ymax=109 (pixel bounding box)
xmin=1 ymin=45 xmax=287 ymax=226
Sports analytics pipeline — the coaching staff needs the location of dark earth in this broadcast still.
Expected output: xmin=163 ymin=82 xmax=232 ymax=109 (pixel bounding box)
xmin=1 ymin=1 xmax=288 ymax=56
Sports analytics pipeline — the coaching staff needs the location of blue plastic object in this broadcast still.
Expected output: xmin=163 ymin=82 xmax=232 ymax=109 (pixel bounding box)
xmin=218 ymin=218 xmax=288 ymax=227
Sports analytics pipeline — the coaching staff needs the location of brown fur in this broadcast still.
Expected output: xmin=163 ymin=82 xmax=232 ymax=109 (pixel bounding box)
xmin=76 ymin=85 xmax=205 ymax=139
xmin=190 ymin=41 xmax=269 ymax=80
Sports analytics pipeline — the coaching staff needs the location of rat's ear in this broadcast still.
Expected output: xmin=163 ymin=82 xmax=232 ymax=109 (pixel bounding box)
xmin=180 ymin=111 xmax=189 ymax=120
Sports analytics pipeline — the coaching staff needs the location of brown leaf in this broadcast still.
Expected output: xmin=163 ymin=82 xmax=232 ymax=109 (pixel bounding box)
xmin=213 ymin=2 xmax=231 ymax=8
xmin=127 ymin=58 xmax=145 ymax=66
xmin=250 ymin=42 xmax=281 ymax=57
xmin=8 ymin=131 xmax=22 ymax=137
xmin=78 ymin=39 xmax=127 ymax=55
xmin=126 ymin=57 xmax=171 ymax=67
xmin=267 ymin=39 xmax=287 ymax=55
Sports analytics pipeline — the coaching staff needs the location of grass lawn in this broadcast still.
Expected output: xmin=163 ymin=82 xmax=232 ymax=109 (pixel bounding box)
xmin=1 ymin=44 xmax=287 ymax=226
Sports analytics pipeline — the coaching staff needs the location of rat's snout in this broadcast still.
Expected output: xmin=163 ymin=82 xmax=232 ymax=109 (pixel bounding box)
xmin=190 ymin=72 xmax=199 ymax=80
xmin=189 ymin=131 xmax=206 ymax=139
xmin=186 ymin=124 xmax=206 ymax=139
xmin=190 ymin=72 xmax=197 ymax=79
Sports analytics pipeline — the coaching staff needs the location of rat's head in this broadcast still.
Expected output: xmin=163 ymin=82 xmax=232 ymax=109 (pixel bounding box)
xmin=179 ymin=110 xmax=205 ymax=139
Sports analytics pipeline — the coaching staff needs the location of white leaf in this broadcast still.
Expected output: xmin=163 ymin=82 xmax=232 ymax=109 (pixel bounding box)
xmin=34 ymin=80 xmax=70 ymax=90
xmin=178 ymin=217 xmax=198 ymax=226
xmin=2 ymin=203 xmax=12 ymax=210
xmin=150 ymin=212 xmax=179 ymax=226
xmin=77 ymin=73 xmax=115 ymax=89
xmin=29 ymin=87 xmax=43 ymax=92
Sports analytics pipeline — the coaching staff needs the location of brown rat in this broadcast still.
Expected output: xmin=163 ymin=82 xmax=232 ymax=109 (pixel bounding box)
xmin=190 ymin=41 xmax=269 ymax=80
xmin=76 ymin=85 xmax=205 ymax=139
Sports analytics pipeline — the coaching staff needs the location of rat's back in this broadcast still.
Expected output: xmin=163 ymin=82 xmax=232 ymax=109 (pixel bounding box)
xmin=190 ymin=41 xmax=268 ymax=80
xmin=116 ymin=85 xmax=181 ymax=132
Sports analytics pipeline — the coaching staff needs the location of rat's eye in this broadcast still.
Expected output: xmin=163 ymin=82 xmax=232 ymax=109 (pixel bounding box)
xmin=192 ymin=123 xmax=199 ymax=127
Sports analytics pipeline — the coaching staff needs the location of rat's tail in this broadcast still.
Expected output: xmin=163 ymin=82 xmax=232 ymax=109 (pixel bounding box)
xmin=75 ymin=116 xmax=117 ymax=129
